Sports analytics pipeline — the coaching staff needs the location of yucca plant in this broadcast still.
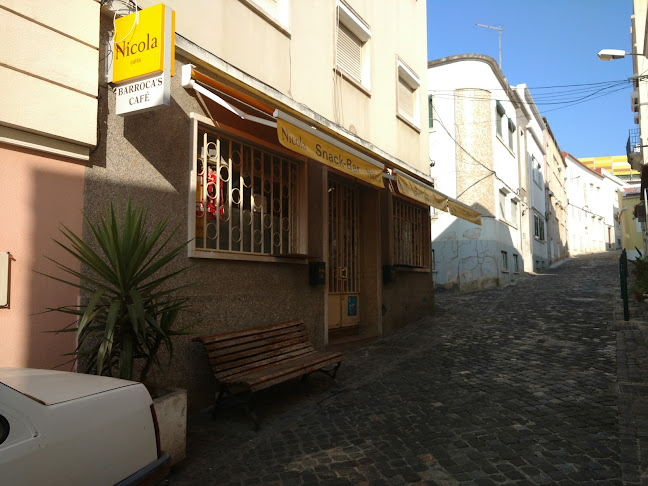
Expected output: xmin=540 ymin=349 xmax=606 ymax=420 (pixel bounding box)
xmin=43 ymin=199 xmax=193 ymax=382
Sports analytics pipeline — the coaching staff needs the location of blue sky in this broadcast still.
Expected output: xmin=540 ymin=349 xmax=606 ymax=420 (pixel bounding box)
xmin=427 ymin=1 xmax=635 ymax=158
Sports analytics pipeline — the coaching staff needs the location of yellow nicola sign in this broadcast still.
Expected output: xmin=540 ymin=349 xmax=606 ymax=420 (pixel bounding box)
xmin=276 ymin=118 xmax=385 ymax=188
xmin=113 ymin=4 xmax=175 ymax=84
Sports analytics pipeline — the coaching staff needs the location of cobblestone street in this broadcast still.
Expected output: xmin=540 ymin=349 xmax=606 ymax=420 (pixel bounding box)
xmin=164 ymin=252 xmax=646 ymax=485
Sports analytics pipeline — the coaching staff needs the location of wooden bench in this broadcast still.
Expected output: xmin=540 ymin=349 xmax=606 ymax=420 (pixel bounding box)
xmin=193 ymin=320 xmax=342 ymax=428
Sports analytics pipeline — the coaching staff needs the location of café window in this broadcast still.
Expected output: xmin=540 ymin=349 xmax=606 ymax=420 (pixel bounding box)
xmin=192 ymin=127 xmax=305 ymax=259
xmin=393 ymin=197 xmax=430 ymax=268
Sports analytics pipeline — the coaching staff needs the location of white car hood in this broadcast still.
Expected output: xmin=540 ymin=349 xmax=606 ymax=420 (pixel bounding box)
xmin=0 ymin=368 xmax=138 ymax=405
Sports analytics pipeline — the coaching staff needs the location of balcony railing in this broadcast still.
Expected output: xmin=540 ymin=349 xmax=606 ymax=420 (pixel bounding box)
xmin=627 ymin=128 xmax=642 ymax=168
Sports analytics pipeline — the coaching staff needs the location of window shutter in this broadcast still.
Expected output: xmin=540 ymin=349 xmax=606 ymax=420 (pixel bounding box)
xmin=398 ymin=77 xmax=414 ymax=119
xmin=337 ymin=23 xmax=362 ymax=81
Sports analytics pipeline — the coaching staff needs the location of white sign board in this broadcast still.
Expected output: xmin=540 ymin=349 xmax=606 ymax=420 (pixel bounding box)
xmin=114 ymin=73 xmax=169 ymax=116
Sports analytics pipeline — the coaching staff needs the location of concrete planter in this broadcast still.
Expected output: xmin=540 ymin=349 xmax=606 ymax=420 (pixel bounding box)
xmin=151 ymin=387 xmax=187 ymax=466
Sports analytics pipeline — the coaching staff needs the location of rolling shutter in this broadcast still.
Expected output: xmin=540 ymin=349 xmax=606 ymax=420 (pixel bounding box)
xmin=337 ymin=23 xmax=362 ymax=81
xmin=398 ymin=77 xmax=415 ymax=119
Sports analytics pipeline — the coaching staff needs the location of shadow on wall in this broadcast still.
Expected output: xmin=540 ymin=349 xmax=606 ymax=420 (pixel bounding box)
xmin=0 ymin=143 xmax=85 ymax=370
xmin=432 ymin=210 xmax=519 ymax=292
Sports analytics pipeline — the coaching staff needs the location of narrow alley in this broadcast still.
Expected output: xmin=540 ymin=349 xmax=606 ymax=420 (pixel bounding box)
xmin=165 ymin=252 xmax=636 ymax=485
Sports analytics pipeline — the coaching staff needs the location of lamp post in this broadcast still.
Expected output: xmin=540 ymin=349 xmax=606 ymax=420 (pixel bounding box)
xmin=597 ymin=49 xmax=645 ymax=60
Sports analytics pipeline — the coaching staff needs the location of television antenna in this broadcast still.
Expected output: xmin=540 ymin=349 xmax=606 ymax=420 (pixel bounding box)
xmin=476 ymin=24 xmax=502 ymax=69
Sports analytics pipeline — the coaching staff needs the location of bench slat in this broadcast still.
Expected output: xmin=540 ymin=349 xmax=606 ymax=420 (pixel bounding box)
xmin=211 ymin=343 xmax=314 ymax=376
xmin=204 ymin=328 xmax=307 ymax=357
xmin=217 ymin=348 xmax=318 ymax=382
xmin=249 ymin=354 xmax=343 ymax=392
xmin=208 ymin=338 xmax=312 ymax=367
xmin=194 ymin=320 xmax=304 ymax=345
xmin=202 ymin=325 xmax=306 ymax=351
xmin=229 ymin=351 xmax=341 ymax=386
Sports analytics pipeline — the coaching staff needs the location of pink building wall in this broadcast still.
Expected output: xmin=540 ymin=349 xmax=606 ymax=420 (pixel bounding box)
xmin=0 ymin=144 xmax=85 ymax=370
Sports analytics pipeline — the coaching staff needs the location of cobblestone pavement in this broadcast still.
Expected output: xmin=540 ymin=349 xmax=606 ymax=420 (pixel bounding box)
xmin=164 ymin=252 xmax=640 ymax=485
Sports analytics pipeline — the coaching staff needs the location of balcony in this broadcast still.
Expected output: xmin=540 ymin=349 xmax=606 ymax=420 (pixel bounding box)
xmin=627 ymin=128 xmax=643 ymax=170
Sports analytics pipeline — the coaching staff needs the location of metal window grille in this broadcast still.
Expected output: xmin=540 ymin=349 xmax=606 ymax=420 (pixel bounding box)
xmin=328 ymin=179 xmax=360 ymax=293
xmin=194 ymin=130 xmax=301 ymax=255
xmin=337 ymin=22 xmax=363 ymax=81
xmin=393 ymin=198 xmax=429 ymax=267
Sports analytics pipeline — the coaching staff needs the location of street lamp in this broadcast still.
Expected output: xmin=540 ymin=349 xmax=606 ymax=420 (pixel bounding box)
xmin=597 ymin=49 xmax=645 ymax=61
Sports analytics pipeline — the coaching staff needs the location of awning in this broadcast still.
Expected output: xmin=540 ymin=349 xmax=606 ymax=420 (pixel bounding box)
xmin=181 ymin=64 xmax=277 ymax=128
xmin=182 ymin=65 xmax=480 ymax=224
xmin=448 ymin=199 xmax=482 ymax=225
xmin=274 ymin=110 xmax=385 ymax=188
xmin=394 ymin=170 xmax=448 ymax=211
xmin=393 ymin=169 xmax=482 ymax=225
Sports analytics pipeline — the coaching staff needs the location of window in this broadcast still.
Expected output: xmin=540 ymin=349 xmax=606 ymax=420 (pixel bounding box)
xmin=192 ymin=127 xmax=305 ymax=258
xmin=496 ymin=101 xmax=505 ymax=137
xmin=501 ymin=251 xmax=508 ymax=271
xmin=510 ymin=199 xmax=518 ymax=225
xmin=531 ymin=155 xmax=542 ymax=187
xmin=534 ymin=213 xmax=545 ymax=241
xmin=336 ymin=1 xmax=371 ymax=90
xmin=508 ymin=118 xmax=515 ymax=150
xmin=397 ymin=59 xmax=420 ymax=127
xmin=499 ymin=190 xmax=507 ymax=221
xmin=428 ymin=94 xmax=434 ymax=129
xmin=393 ymin=197 xmax=430 ymax=268
xmin=243 ymin=0 xmax=290 ymax=31
xmin=513 ymin=254 xmax=519 ymax=272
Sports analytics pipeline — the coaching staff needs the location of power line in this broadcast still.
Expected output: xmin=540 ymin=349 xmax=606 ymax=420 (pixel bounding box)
xmin=430 ymin=79 xmax=629 ymax=106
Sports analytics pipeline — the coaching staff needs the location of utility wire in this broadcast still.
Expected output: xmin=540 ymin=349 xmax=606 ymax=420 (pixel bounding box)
xmin=430 ymin=79 xmax=629 ymax=106
xmin=431 ymin=105 xmax=519 ymax=199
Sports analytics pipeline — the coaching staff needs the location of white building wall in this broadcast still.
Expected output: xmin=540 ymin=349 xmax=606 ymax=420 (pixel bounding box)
xmin=429 ymin=55 xmax=524 ymax=290
xmin=565 ymin=154 xmax=620 ymax=254
xmin=515 ymin=85 xmax=548 ymax=271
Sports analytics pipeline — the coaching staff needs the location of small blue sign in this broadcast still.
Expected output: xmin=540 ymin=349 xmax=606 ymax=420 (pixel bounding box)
xmin=347 ymin=296 xmax=358 ymax=316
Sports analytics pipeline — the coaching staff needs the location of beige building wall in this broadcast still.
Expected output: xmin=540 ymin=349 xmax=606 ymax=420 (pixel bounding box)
xmin=137 ymin=0 xmax=429 ymax=174
xmin=621 ymin=194 xmax=643 ymax=258
xmin=0 ymin=0 xmax=100 ymax=159
xmin=543 ymin=122 xmax=568 ymax=263
xmin=0 ymin=145 xmax=85 ymax=369
xmin=455 ymin=88 xmax=494 ymax=214
xmin=87 ymin=2 xmax=432 ymax=408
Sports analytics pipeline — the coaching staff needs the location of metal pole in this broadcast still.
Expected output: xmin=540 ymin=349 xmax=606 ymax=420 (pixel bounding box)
xmin=476 ymin=24 xmax=503 ymax=69
xmin=498 ymin=28 xmax=502 ymax=69
xmin=620 ymin=249 xmax=630 ymax=321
